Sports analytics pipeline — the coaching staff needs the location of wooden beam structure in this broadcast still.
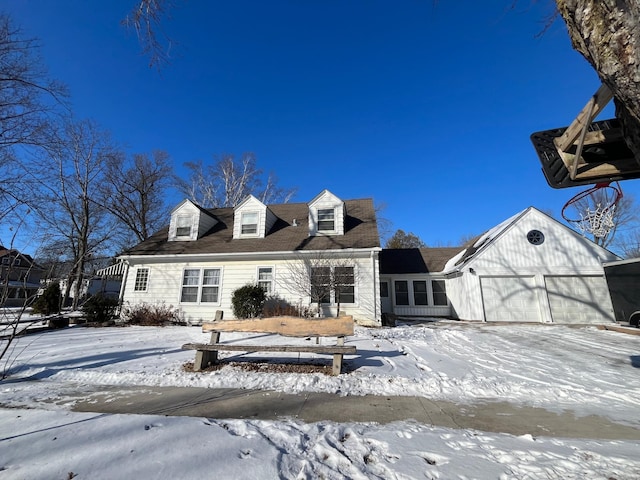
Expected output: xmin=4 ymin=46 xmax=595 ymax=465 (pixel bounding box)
xmin=202 ymin=315 xmax=354 ymax=338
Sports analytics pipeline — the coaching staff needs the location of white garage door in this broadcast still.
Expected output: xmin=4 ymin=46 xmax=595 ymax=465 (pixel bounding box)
xmin=545 ymin=275 xmax=614 ymax=324
xmin=481 ymin=276 xmax=541 ymax=322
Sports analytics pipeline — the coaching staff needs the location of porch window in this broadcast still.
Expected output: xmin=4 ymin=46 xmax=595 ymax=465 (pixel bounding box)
xmin=176 ymin=215 xmax=192 ymax=237
xmin=181 ymin=268 xmax=221 ymax=303
xmin=134 ymin=268 xmax=149 ymax=292
xmin=379 ymin=281 xmax=389 ymax=298
xmin=241 ymin=212 xmax=258 ymax=235
xmin=317 ymin=209 xmax=335 ymax=232
xmin=413 ymin=281 xmax=428 ymax=305
xmin=394 ymin=281 xmax=409 ymax=305
xmin=432 ymin=280 xmax=447 ymax=306
xmin=257 ymin=267 xmax=273 ymax=294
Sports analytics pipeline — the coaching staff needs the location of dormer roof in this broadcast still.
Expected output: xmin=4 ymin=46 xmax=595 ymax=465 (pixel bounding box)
xmin=168 ymin=199 xmax=218 ymax=242
xmin=124 ymin=197 xmax=380 ymax=256
xmin=308 ymin=189 xmax=345 ymax=236
xmin=232 ymin=195 xmax=277 ymax=239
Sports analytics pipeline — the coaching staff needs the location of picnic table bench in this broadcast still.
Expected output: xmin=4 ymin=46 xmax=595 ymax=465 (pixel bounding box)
xmin=182 ymin=314 xmax=357 ymax=375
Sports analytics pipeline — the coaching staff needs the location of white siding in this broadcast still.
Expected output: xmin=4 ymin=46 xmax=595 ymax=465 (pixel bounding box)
xmin=122 ymin=251 xmax=381 ymax=326
xmin=233 ymin=196 xmax=269 ymax=239
xmin=308 ymin=190 xmax=345 ymax=236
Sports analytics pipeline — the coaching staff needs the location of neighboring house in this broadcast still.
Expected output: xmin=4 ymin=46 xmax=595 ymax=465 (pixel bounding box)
xmin=381 ymin=207 xmax=619 ymax=324
xmin=118 ymin=190 xmax=383 ymax=326
xmin=0 ymin=246 xmax=45 ymax=307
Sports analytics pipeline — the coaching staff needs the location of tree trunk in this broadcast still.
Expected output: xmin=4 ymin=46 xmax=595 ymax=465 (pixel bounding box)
xmin=556 ymin=0 xmax=640 ymax=163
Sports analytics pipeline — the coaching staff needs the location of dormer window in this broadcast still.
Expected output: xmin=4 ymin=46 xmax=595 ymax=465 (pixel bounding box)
xmin=308 ymin=190 xmax=345 ymax=236
xmin=175 ymin=215 xmax=192 ymax=237
xmin=317 ymin=209 xmax=335 ymax=232
xmin=241 ymin=212 xmax=259 ymax=235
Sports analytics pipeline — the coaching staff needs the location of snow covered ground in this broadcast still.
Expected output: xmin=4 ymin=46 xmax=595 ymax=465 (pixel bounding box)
xmin=1 ymin=320 xmax=640 ymax=479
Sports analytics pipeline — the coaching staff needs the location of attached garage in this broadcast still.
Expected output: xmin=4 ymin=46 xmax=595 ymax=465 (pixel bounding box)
xmin=545 ymin=275 xmax=614 ymax=324
xmin=443 ymin=207 xmax=619 ymax=324
xmin=480 ymin=276 xmax=541 ymax=322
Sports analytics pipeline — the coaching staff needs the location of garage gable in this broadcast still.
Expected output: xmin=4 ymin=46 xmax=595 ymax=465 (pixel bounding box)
xmin=461 ymin=208 xmax=618 ymax=272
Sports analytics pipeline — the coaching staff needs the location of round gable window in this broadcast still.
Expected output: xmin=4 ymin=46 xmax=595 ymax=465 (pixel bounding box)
xmin=527 ymin=229 xmax=545 ymax=245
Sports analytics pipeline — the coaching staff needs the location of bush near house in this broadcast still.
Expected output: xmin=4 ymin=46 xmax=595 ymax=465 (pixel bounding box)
xmin=82 ymin=294 xmax=119 ymax=324
xmin=121 ymin=302 xmax=183 ymax=326
xmin=262 ymin=295 xmax=312 ymax=318
xmin=32 ymin=282 xmax=61 ymax=315
xmin=231 ymin=284 xmax=266 ymax=319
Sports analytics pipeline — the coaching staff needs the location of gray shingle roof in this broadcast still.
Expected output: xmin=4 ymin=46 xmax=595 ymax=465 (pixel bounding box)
xmin=123 ymin=198 xmax=380 ymax=256
xmin=380 ymin=247 xmax=463 ymax=274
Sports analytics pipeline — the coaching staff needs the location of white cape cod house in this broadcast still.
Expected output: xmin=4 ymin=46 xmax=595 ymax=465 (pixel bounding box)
xmin=380 ymin=207 xmax=619 ymax=324
xmin=118 ymin=190 xmax=383 ymax=326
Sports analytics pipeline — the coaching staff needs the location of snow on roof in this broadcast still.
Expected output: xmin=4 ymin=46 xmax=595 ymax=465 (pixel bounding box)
xmin=443 ymin=208 xmax=528 ymax=273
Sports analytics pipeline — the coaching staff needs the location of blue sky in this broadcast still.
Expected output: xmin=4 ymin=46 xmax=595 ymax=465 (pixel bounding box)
xmin=6 ymin=0 xmax=637 ymax=247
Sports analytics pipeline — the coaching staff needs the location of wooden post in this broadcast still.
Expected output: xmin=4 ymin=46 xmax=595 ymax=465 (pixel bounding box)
xmin=332 ymin=353 xmax=343 ymax=376
xmin=193 ymin=320 xmax=222 ymax=371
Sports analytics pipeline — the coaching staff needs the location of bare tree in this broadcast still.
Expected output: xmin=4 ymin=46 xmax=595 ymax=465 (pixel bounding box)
xmin=101 ymin=150 xmax=174 ymax=248
xmin=0 ymin=14 xmax=67 ymax=149
xmin=122 ymin=0 xmax=177 ymax=68
xmin=282 ymin=252 xmax=358 ymax=317
xmin=0 ymin=14 xmax=67 ymax=222
xmin=27 ymin=119 xmax=117 ymax=309
xmin=177 ymin=153 xmax=297 ymax=208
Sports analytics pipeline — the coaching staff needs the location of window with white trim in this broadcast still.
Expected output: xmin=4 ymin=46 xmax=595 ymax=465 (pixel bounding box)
xmin=176 ymin=215 xmax=192 ymax=237
xmin=413 ymin=280 xmax=428 ymax=305
xmin=335 ymin=266 xmax=355 ymax=304
xmin=257 ymin=267 xmax=273 ymax=294
xmin=432 ymin=280 xmax=447 ymax=306
xmin=241 ymin=211 xmax=259 ymax=235
xmin=310 ymin=265 xmax=355 ymax=305
xmin=394 ymin=281 xmax=409 ymax=305
xmin=317 ymin=208 xmax=335 ymax=232
xmin=180 ymin=268 xmax=221 ymax=303
xmin=134 ymin=268 xmax=150 ymax=292
xmin=1 ymin=257 xmax=9 ymax=265
xmin=311 ymin=266 xmax=331 ymax=304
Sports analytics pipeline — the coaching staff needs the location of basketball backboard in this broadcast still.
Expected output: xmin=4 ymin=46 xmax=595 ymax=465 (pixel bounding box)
xmin=531 ymin=85 xmax=640 ymax=188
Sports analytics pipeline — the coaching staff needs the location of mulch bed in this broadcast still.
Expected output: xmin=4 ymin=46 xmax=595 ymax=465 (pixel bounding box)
xmin=183 ymin=359 xmax=354 ymax=375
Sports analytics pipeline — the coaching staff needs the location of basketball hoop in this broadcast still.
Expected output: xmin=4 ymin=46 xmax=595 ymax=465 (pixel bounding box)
xmin=561 ymin=182 xmax=623 ymax=238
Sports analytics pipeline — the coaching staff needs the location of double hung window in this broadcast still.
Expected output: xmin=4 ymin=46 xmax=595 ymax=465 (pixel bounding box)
xmin=432 ymin=280 xmax=447 ymax=306
xmin=317 ymin=209 xmax=335 ymax=232
xmin=176 ymin=215 xmax=192 ymax=237
xmin=335 ymin=266 xmax=355 ymax=304
xmin=394 ymin=281 xmax=409 ymax=305
xmin=311 ymin=266 xmax=331 ymax=304
xmin=310 ymin=265 xmax=355 ymax=304
xmin=181 ymin=268 xmax=221 ymax=303
xmin=241 ymin=212 xmax=258 ymax=235
xmin=257 ymin=267 xmax=274 ymax=294
xmin=413 ymin=281 xmax=428 ymax=305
